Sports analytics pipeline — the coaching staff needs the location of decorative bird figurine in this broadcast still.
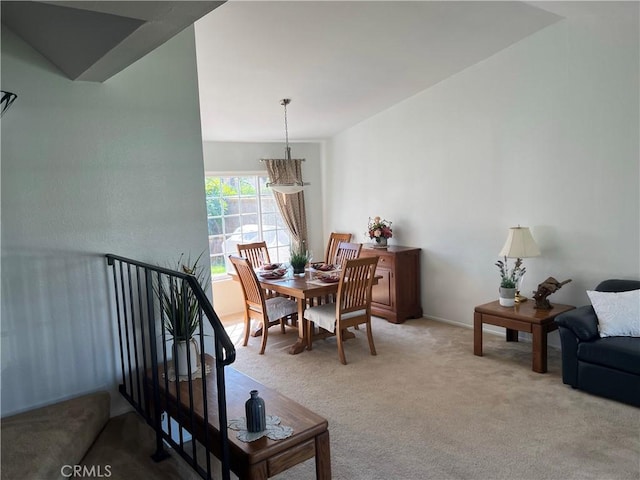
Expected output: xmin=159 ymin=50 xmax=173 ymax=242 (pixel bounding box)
xmin=533 ymin=277 xmax=572 ymax=309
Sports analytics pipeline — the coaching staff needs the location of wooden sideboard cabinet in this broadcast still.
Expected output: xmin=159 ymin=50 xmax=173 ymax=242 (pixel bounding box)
xmin=359 ymin=245 xmax=423 ymax=324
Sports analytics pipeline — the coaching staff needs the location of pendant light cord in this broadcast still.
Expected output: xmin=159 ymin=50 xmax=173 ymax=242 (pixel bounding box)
xmin=281 ymin=98 xmax=291 ymax=160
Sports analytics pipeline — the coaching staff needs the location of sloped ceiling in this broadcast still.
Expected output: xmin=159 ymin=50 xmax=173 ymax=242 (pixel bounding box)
xmin=195 ymin=1 xmax=563 ymax=142
xmin=1 ymin=0 xmax=224 ymax=82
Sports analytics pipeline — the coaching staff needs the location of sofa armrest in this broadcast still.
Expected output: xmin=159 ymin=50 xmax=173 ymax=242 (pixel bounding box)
xmin=554 ymin=306 xmax=600 ymax=342
xmin=555 ymin=306 xmax=600 ymax=387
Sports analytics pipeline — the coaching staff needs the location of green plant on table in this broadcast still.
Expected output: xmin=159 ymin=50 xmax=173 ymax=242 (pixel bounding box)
xmin=156 ymin=252 xmax=209 ymax=341
xmin=289 ymin=243 xmax=310 ymax=270
xmin=495 ymin=256 xmax=525 ymax=289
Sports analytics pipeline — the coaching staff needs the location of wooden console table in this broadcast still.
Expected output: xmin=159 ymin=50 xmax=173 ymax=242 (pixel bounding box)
xmin=474 ymin=300 xmax=575 ymax=373
xmin=146 ymin=356 xmax=330 ymax=479
xmin=359 ymin=245 xmax=423 ymax=323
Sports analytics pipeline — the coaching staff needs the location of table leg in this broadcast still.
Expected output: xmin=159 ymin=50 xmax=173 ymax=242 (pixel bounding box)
xmin=243 ymin=461 xmax=268 ymax=480
xmin=315 ymin=430 xmax=331 ymax=480
xmin=473 ymin=311 xmax=483 ymax=356
xmin=531 ymin=324 xmax=547 ymax=373
xmin=238 ymin=460 xmax=269 ymax=480
xmin=288 ymin=298 xmax=307 ymax=355
xmin=506 ymin=329 xmax=519 ymax=342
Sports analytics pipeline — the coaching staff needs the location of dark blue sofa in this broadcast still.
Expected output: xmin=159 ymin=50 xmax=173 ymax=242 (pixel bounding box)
xmin=555 ymin=279 xmax=640 ymax=407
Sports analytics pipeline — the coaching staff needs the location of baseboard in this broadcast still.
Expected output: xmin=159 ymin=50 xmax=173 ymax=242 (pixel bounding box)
xmin=219 ymin=312 xmax=243 ymax=326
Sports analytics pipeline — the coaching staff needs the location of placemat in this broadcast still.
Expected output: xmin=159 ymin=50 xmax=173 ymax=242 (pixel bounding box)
xmin=228 ymin=415 xmax=293 ymax=443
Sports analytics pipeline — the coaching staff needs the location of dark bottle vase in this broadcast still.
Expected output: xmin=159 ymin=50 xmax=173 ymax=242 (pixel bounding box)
xmin=245 ymin=390 xmax=266 ymax=433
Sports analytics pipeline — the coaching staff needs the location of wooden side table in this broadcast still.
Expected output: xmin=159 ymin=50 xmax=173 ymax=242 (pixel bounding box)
xmin=474 ymin=300 xmax=575 ymax=373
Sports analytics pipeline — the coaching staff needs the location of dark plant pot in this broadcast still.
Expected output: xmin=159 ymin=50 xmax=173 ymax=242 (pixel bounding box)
xmin=292 ymin=265 xmax=305 ymax=275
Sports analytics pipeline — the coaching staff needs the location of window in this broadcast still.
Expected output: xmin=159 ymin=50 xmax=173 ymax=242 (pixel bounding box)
xmin=205 ymin=175 xmax=292 ymax=278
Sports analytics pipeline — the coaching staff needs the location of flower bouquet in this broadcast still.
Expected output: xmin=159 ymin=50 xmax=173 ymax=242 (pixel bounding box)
xmin=367 ymin=216 xmax=393 ymax=246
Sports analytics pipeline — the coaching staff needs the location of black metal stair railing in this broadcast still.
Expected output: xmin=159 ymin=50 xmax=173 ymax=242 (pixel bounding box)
xmin=106 ymin=253 xmax=236 ymax=480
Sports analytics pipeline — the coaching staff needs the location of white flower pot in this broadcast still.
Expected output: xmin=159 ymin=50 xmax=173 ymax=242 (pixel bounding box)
xmin=499 ymin=287 xmax=516 ymax=307
xmin=174 ymin=339 xmax=199 ymax=377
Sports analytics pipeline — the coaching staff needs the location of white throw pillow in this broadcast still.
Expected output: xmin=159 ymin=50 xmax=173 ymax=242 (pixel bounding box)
xmin=586 ymin=289 xmax=640 ymax=337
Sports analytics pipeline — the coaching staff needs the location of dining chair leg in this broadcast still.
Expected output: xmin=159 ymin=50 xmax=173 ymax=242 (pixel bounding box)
xmin=242 ymin=314 xmax=251 ymax=347
xmin=280 ymin=318 xmax=286 ymax=334
xmin=366 ymin=320 xmax=377 ymax=356
xmin=337 ymin=328 xmax=347 ymax=365
xmin=259 ymin=321 xmax=268 ymax=354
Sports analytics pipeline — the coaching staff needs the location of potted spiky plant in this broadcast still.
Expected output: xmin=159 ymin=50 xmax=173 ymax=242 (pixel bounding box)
xmin=289 ymin=243 xmax=310 ymax=275
xmin=156 ymin=252 xmax=208 ymax=376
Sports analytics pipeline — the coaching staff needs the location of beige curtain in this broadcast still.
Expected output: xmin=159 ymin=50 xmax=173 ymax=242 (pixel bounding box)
xmin=263 ymin=158 xmax=308 ymax=250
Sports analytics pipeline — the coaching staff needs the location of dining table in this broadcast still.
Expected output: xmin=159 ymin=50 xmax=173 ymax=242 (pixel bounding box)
xmin=257 ymin=270 xmax=345 ymax=354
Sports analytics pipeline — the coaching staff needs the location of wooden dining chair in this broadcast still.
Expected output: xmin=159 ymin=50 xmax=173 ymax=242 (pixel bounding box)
xmin=324 ymin=232 xmax=352 ymax=264
xmin=237 ymin=241 xmax=271 ymax=269
xmin=238 ymin=241 xmax=280 ymax=299
xmin=303 ymin=256 xmax=379 ymax=364
xmin=229 ymin=255 xmax=297 ymax=354
xmin=322 ymin=241 xmax=363 ymax=306
xmin=334 ymin=242 xmax=362 ymax=266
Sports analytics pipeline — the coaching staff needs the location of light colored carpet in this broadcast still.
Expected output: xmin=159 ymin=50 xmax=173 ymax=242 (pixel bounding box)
xmin=224 ymin=317 xmax=639 ymax=480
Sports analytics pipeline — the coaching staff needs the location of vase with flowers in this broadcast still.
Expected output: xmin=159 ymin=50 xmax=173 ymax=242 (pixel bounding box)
xmin=495 ymin=256 xmax=525 ymax=307
xmin=367 ymin=216 xmax=393 ymax=247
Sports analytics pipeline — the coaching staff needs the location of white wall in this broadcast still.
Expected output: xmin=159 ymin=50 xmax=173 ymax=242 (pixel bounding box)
xmin=202 ymin=141 xmax=324 ymax=316
xmin=1 ymin=27 xmax=210 ymax=416
xmin=325 ymin=5 xmax=639 ymax=336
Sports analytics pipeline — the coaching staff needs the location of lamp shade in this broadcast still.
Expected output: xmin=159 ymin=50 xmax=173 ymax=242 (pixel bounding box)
xmin=269 ymin=183 xmax=305 ymax=194
xmin=260 ymin=99 xmax=310 ymax=195
xmin=499 ymin=226 xmax=540 ymax=258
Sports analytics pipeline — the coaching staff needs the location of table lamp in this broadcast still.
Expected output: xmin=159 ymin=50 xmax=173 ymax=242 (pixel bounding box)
xmin=498 ymin=226 xmax=541 ymax=303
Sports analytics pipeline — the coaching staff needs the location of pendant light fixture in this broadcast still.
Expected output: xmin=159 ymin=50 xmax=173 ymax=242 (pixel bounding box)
xmin=261 ymin=98 xmax=310 ymax=194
